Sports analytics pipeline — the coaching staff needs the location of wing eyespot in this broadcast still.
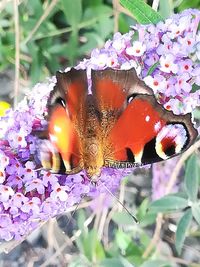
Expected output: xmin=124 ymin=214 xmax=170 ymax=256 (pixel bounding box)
xmin=55 ymin=97 xmax=66 ymax=107
xmin=155 ymin=124 xmax=188 ymax=160
xmin=127 ymin=94 xmax=137 ymax=104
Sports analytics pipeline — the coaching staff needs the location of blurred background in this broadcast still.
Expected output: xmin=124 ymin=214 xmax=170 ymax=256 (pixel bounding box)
xmin=0 ymin=0 xmax=200 ymax=266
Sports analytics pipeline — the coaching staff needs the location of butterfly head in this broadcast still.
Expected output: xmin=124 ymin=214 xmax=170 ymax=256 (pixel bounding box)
xmin=82 ymin=138 xmax=105 ymax=182
xmin=84 ymin=164 xmax=102 ymax=183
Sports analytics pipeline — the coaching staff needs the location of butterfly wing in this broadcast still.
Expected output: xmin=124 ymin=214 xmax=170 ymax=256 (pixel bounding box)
xmin=107 ymin=94 xmax=197 ymax=165
xmin=91 ymin=67 xmax=152 ymax=110
xmin=91 ymin=68 xmax=197 ymax=167
xmin=40 ymin=68 xmax=88 ymax=173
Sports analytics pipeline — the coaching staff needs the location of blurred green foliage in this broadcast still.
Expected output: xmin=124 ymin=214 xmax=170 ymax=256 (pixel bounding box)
xmin=0 ymin=0 xmax=135 ymax=84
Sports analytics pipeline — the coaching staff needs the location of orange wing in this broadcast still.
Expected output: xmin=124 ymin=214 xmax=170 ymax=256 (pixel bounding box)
xmin=40 ymin=68 xmax=88 ymax=173
xmin=91 ymin=68 xmax=197 ymax=167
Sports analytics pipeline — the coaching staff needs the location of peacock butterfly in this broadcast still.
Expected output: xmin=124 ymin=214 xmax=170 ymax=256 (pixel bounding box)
xmin=39 ymin=68 xmax=197 ymax=182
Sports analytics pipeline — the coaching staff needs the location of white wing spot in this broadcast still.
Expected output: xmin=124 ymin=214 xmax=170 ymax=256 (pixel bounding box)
xmin=54 ymin=125 xmax=61 ymax=133
xmin=145 ymin=115 xmax=150 ymax=122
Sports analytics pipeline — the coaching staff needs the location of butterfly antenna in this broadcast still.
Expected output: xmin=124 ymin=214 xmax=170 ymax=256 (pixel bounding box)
xmin=101 ymin=182 xmax=138 ymax=223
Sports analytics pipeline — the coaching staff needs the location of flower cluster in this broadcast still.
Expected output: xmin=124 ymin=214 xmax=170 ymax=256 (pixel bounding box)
xmin=152 ymin=157 xmax=179 ymax=200
xmin=77 ymin=8 xmax=200 ymax=115
xmin=0 ymin=9 xmax=199 ymax=242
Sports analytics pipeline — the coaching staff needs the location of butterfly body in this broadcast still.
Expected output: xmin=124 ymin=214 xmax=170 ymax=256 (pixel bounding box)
xmin=39 ymin=68 xmax=197 ymax=181
xmin=79 ymin=95 xmax=105 ymax=178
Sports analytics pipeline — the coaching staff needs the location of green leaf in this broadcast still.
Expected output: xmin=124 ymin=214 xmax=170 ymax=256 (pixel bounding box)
xmin=175 ymin=209 xmax=192 ymax=255
xmin=82 ymin=0 xmax=103 ymax=7
xmin=184 ymin=154 xmax=199 ymax=202
xmin=27 ymin=42 xmax=42 ymax=84
xmin=119 ymin=257 xmax=135 ymax=267
xmin=48 ymin=43 xmax=68 ymax=55
xmin=82 ymin=5 xmax=113 ymax=42
xmin=68 ymin=255 xmax=90 ymax=267
xmin=31 ymin=0 xmax=44 ymax=16
xmin=61 ymin=0 xmax=82 ymax=27
xmin=140 ymin=212 xmax=157 ymax=227
xmin=147 ymin=61 xmax=159 ymax=76
xmin=95 ymin=240 xmax=106 ymax=261
xmin=94 ymin=15 xmax=113 ymax=40
xmin=66 ymin=31 xmax=79 ymax=65
xmin=136 ymin=198 xmax=149 ymax=220
xmin=159 ymin=0 xmax=172 ymax=19
xmin=112 ymin=211 xmax=137 ymax=225
xmin=77 ymin=209 xmax=87 ymax=235
xmin=81 ymin=229 xmax=105 ymax=262
xmin=119 ymin=13 xmax=131 ymax=33
xmin=192 ymin=203 xmax=200 ymax=225
xmin=126 ymin=240 xmax=143 ymax=257
xmin=83 ymin=5 xmax=112 ymax=22
xmin=79 ymin=32 xmax=101 ymax=55
xmin=82 ymin=230 xmax=97 ymax=261
xmin=149 ymin=196 xmax=188 ymax=212
xmin=120 ymin=0 xmax=163 ymax=24
xmin=178 ymin=0 xmax=200 ymax=11
xmin=100 ymin=258 xmax=128 ymax=267
xmin=137 ymin=199 xmax=157 ymax=226
xmin=116 ymin=230 xmax=132 ymax=251
xmin=140 ymin=260 xmax=171 ymax=267
xmin=193 ymin=108 xmax=200 ymax=120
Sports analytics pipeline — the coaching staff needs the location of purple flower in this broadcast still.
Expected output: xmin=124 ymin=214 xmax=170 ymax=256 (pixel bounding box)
xmin=0 ymin=214 xmax=13 ymax=241
xmin=7 ymin=174 xmax=23 ymax=189
xmin=152 ymin=157 xmax=179 ymax=200
xmin=21 ymin=197 xmax=41 ymax=215
xmin=7 ymin=129 xmax=27 ymax=149
xmin=50 ymin=183 xmax=72 ymax=202
xmin=42 ymin=170 xmax=58 ymax=187
xmin=179 ymin=59 xmax=193 ymax=74
xmin=11 ymin=193 xmax=29 ymax=208
xmin=144 ymin=74 xmax=167 ymax=94
xmin=0 ymin=9 xmax=198 ymax=242
xmin=0 ymin=151 xmax=9 ymax=184
xmin=159 ymin=54 xmax=178 ymax=74
xmin=126 ymin=41 xmax=146 ymax=57
xmin=23 ymin=161 xmax=37 ymax=182
xmin=40 ymin=197 xmax=59 ymax=219
xmin=175 ymin=73 xmax=192 ymax=94
xmin=25 ymin=178 xmax=45 ymax=194
xmin=0 ymin=185 xmax=14 ymax=202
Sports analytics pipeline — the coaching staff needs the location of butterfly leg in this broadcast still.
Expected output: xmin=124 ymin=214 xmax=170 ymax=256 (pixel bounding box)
xmin=40 ymin=139 xmax=61 ymax=173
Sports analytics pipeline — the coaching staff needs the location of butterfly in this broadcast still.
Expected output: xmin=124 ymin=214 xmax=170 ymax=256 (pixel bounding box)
xmin=39 ymin=68 xmax=197 ymax=182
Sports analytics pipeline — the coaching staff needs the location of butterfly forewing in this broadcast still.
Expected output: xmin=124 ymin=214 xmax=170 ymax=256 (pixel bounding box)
xmin=41 ymin=69 xmax=88 ymax=174
xmin=91 ymin=68 xmax=153 ymax=112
